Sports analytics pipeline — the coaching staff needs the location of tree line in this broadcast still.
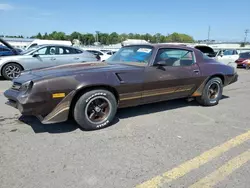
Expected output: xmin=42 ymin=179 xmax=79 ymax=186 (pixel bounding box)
xmin=1 ymin=31 xmax=195 ymax=45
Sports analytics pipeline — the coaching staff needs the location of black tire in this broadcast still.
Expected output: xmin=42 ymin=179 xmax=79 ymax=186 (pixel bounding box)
xmin=2 ymin=63 xmax=22 ymax=80
xmin=73 ymin=89 xmax=117 ymax=130
xmin=196 ymin=77 xmax=223 ymax=106
xmin=246 ymin=64 xmax=250 ymax=70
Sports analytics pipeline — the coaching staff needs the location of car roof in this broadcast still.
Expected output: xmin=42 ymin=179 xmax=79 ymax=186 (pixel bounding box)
xmin=123 ymin=43 xmax=198 ymax=51
xmin=240 ymin=51 xmax=250 ymax=54
xmin=37 ymin=44 xmax=75 ymax=48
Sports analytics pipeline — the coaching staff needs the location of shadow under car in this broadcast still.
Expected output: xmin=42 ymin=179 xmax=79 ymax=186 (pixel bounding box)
xmin=18 ymin=96 xmax=230 ymax=133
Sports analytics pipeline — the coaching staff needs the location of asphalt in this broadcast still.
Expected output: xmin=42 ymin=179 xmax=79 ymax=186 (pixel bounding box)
xmin=0 ymin=69 xmax=249 ymax=188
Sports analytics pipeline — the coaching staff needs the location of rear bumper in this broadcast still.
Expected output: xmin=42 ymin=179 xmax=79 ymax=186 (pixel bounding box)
xmin=237 ymin=64 xmax=245 ymax=68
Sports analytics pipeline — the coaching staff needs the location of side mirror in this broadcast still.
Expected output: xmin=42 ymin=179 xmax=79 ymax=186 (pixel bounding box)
xmin=155 ymin=60 xmax=167 ymax=66
xmin=219 ymin=51 xmax=224 ymax=57
xmin=32 ymin=52 xmax=39 ymax=57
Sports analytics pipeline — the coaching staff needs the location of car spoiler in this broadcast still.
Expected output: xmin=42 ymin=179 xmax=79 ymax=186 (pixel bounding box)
xmin=0 ymin=38 xmax=19 ymax=55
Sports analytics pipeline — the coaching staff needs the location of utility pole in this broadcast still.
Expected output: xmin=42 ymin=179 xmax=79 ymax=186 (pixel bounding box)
xmin=207 ymin=25 xmax=211 ymax=42
xmin=244 ymin=29 xmax=249 ymax=44
xmin=95 ymin=31 xmax=100 ymax=43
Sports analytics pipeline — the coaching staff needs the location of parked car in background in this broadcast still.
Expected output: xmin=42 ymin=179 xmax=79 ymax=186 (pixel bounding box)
xmin=235 ymin=52 xmax=250 ymax=68
xmin=86 ymin=49 xmax=112 ymax=61
xmin=191 ymin=45 xmax=237 ymax=69
xmin=0 ymin=44 xmax=97 ymax=80
xmin=0 ymin=45 xmax=18 ymax=56
xmin=242 ymin=59 xmax=250 ymax=69
xmin=100 ymin=49 xmax=117 ymax=55
xmin=0 ymin=46 xmax=23 ymax=56
xmin=0 ymin=38 xmax=21 ymax=56
xmin=25 ymin=39 xmax=72 ymax=50
xmin=4 ymin=44 xmax=238 ymax=131
xmin=214 ymin=49 xmax=239 ymax=69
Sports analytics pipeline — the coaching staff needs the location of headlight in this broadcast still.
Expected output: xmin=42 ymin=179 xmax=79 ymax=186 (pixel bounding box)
xmin=20 ymin=81 xmax=33 ymax=93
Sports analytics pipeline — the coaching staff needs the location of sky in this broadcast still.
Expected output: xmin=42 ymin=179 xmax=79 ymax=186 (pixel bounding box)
xmin=0 ymin=0 xmax=250 ymax=41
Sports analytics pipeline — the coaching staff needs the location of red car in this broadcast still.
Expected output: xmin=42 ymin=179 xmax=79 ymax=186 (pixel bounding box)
xmin=235 ymin=52 xmax=250 ymax=67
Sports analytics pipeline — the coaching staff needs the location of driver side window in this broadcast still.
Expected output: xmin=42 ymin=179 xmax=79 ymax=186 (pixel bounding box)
xmin=35 ymin=46 xmax=57 ymax=55
xmin=154 ymin=48 xmax=195 ymax=66
xmin=36 ymin=47 xmax=47 ymax=55
xmin=223 ymin=50 xmax=234 ymax=56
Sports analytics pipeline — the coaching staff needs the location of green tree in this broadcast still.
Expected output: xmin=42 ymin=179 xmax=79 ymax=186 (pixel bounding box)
xmin=144 ymin=33 xmax=152 ymax=42
xmin=153 ymin=33 xmax=162 ymax=43
xmin=27 ymin=31 xmax=194 ymax=44
xmin=109 ymin=32 xmax=119 ymax=44
xmin=240 ymin=42 xmax=245 ymax=47
xmin=119 ymin=33 xmax=128 ymax=42
xmin=128 ymin=33 xmax=134 ymax=39
xmin=43 ymin=32 xmax=48 ymax=39
xmin=70 ymin=32 xmax=82 ymax=41
xmin=36 ymin=32 xmax=42 ymax=39
xmin=179 ymin=33 xmax=194 ymax=42
xmin=82 ymin=33 xmax=95 ymax=45
xmin=170 ymin=32 xmax=181 ymax=42
xmin=98 ymin=33 xmax=110 ymax=45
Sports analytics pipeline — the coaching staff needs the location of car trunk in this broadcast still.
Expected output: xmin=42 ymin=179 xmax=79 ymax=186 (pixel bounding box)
xmin=194 ymin=45 xmax=216 ymax=57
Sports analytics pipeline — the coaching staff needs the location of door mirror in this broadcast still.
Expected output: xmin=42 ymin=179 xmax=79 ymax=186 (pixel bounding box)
xmin=155 ymin=60 xmax=167 ymax=66
xmin=32 ymin=52 xmax=39 ymax=57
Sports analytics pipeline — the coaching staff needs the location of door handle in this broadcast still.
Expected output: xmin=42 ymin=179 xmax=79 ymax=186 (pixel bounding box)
xmin=74 ymin=57 xmax=80 ymax=60
xmin=50 ymin=58 xmax=56 ymax=60
xmin=193 ymin=69 xmax=200 ymax=73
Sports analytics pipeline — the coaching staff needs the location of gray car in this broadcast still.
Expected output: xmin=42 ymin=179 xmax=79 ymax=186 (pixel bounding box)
xmin=0 ymin=44 xmax=98 ymax=80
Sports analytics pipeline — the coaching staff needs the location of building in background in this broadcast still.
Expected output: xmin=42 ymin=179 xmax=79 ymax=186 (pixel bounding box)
xmin=0 ymin=37 xmax=35 ymax=49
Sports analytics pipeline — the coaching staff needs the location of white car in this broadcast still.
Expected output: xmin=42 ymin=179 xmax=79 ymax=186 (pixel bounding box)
xmin=86 ymin=50 xmax=112 ymax=61
xmin=0 ymin=44 xmax=97 ymax=80
xmin=214 ymin=49 xmax=239 ymax=69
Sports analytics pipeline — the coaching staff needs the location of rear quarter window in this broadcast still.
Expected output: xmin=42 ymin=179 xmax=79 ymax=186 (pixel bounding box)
xmin=203 ymin=53 xmax=212 ymax=60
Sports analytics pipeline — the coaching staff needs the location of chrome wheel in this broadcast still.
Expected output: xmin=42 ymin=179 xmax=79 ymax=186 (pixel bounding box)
xmin=207 ymin=82 xmax=220 ymax=100
xmin=4 ymin=65 xmax=21 ymax=79
xmin=85 ymin=96 xmax=112 ymax=124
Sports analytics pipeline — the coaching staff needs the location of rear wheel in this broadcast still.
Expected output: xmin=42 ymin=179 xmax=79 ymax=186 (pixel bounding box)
xmin=73 ymin=89 xmax=117 ymax=130
xmin=2 ymin=63 xmax=22 ymax=80
xmin=196 ymin=77 xmax=223 ymax=106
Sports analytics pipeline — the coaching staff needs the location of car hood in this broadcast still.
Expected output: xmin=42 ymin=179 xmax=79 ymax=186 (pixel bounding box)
xmin=21 ymin=61 xmax=145 ymax=78
xmin=0 ymin=38 xmax=19 ymax=55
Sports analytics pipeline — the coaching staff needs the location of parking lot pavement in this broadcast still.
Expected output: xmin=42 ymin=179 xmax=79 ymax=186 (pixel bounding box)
xmin=0 ymin=70 xmax=249 ymax=188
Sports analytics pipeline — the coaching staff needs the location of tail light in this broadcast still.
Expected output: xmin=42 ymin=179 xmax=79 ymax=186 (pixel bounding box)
xmin=242 ymin=59 xmax=250 ymax=64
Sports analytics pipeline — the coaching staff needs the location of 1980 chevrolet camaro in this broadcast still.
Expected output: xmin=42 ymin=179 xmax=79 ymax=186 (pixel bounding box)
xmin=4 ymin=44 xmax=238 ymax=130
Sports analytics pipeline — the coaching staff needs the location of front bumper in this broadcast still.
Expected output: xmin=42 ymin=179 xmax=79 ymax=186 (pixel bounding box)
xmin=229 ymin=73 xmax=238 ymax=85
xmin=4 ymin=89 xmax=46 ymax=115
xmin=4 ymin=89 xmax=76 ymax=124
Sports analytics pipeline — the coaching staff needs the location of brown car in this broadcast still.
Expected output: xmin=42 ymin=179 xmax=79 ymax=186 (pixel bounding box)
xmin=4 ymin=44 xmax=238 ymax=130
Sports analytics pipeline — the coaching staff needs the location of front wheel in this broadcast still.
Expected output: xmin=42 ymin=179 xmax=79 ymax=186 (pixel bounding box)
xmin=196 ymin=77 xmax=223 ymax=106
xmin=2 ymin=63 xmax=22 ymax=80
xmin=73 ymin=89 xmax=117 ymax=130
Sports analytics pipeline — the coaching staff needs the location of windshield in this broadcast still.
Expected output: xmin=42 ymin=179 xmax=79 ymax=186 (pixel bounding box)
xmin=239 ymin=52 xmax=250 ymax=59
xmin=106 ymin=45 xmax=153 ymax=64
xmin=20 ymin=45 xmax=41 ymax=55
